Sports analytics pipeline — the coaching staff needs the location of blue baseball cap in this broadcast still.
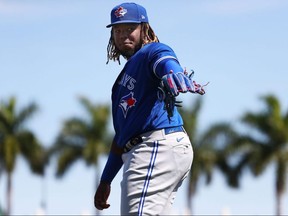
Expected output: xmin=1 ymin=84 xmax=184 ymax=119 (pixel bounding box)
xmin=106 ymin=2 xmax=149 ymax=28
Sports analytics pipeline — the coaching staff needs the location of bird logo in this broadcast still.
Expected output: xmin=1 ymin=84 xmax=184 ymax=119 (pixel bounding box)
xmin=114 ymin=6 xmax=127 ymax=18
xmin=119 ymin=92 xmax=137 ymax=118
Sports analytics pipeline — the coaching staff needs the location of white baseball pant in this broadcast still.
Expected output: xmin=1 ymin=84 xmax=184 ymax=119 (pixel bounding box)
xmin=121 ymin=128 xmax=193 ymax=215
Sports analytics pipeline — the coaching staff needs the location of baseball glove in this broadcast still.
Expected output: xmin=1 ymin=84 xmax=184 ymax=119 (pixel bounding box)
xmin=158 ymin=70 xmax=208 ymax=120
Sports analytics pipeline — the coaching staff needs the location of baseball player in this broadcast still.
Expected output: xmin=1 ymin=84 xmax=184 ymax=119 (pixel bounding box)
xmin=94 ymin=2 xmax=206 ymax=215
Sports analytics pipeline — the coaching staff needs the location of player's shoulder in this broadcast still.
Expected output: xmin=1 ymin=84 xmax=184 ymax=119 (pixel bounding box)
xmin=143 ymin=42 xmax=174 ymax=51
xmin=140 ymin=42 xmax=176 ymax=57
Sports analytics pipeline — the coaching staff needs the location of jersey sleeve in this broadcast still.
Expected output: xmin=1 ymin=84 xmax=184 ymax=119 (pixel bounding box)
xmin=154 ymin=58 xmax=184 ymax=78
xmin=147 ymin=43 xmax=184 ymax=79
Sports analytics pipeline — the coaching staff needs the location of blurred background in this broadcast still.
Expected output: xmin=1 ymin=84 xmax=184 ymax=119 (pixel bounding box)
xmin=0 ymin=0 xmax=288 ymax=215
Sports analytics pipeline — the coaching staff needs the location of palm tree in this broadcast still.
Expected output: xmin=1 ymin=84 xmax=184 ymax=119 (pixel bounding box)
xmin=0 ymin=96 xmax=47 ymax=215
xmin=49 ymin=96 xmax=111 ymax=214
xmin=179 ymin=98 xmax=239 ymax=214
xmin=232 ymin=94 xmax=288 ymax=215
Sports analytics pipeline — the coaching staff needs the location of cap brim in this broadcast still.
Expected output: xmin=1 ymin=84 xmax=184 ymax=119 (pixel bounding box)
xmin=106 ymin=20 xmax=141 ymax=28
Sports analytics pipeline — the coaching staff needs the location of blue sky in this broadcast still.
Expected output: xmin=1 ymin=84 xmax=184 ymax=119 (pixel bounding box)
xmin=0 ymin=0 xmax=288 ymax=215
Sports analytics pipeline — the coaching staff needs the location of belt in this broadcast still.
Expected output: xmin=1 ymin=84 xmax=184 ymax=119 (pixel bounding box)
xmin=123 ymin=126 xmax=184 ymax=153
xmin=164 ymin=126 xmax=184 ymax=135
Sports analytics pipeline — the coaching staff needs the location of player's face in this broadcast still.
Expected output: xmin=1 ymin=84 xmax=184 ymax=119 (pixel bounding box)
xmin=112 ymin=23 xmax=142 ymax=59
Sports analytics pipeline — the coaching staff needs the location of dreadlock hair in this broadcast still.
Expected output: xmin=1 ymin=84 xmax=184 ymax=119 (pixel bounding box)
xmin=106 ymin=23 xmax=159 ymax=64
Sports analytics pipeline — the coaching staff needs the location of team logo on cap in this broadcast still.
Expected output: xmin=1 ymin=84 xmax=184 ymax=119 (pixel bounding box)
xmin=114 ymin=6 xmax=127 ymax=18
xmin=119 ymin=92 xmax=137 ymax=118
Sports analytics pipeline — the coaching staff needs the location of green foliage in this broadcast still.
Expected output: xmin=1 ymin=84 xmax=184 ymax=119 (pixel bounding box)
xmin=0 ymin=96 xmax=47 ymax=215
xmin=179 ymin=98 xmax=240 ymax=214
xmin=0 ymin=96 xmax=46 ymax=175
xmin=179 ymin=94 xmax=288 ymax=215
xmin=49 ymin=96 xmax=111 ymax=178
xmin=224 ymin=94 xmax=288 ymax=215
xmin=237 ymin=95 xmax=288 ymax=177
xmin=1 ymin=94 xmax=287 ymax=215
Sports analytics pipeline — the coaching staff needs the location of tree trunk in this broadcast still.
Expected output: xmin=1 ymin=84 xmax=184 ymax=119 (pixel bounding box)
xmin=40 ymin=174 xmax=47 ymax=214
xmin=6 ymin=173 xmax=12 ymax=216
xmin=276 ymin=191 xmax=283 ymax=216
xmin=275 ymin=161 xmax=285 ymax=216
xmin=0 ymin=164 xmax=3 ymax=178
xmin=187 ymin=193 xmax=193 ymax=215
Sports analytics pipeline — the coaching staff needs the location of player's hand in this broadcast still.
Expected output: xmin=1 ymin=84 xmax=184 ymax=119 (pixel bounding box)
xmin=161 ymin=71 xmax=189 ymax=97
xmin=161 ymin=70 xmax=208 ymax=96
xmin=159 ymin=69 xmax=208 ymax=120
xmin=94 ymin=181 xmax=111 ymax=210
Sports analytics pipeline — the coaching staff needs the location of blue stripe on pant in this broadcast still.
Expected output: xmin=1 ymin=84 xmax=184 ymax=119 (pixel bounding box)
xmin=137 ymin=141 xmax=159 ymax=216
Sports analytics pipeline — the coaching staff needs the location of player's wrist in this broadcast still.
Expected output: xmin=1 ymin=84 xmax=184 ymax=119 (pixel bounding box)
xmin=100 ymin=180 xmax=111 ymax=185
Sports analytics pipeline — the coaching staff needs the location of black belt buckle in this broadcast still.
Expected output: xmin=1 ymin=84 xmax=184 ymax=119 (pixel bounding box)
xmin=124 ymin=136 xmax=143 ymax=153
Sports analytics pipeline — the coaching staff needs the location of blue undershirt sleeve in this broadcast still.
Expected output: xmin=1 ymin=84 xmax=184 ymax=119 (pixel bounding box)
xmin=154 ymin=58 xmax=183 ymax=78
xmin=100 ymin=151 xmax=123 ymax=184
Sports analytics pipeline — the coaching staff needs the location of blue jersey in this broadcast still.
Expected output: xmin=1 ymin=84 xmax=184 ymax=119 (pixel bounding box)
xmin=112 ymin=42 xmax=184 ymax=148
